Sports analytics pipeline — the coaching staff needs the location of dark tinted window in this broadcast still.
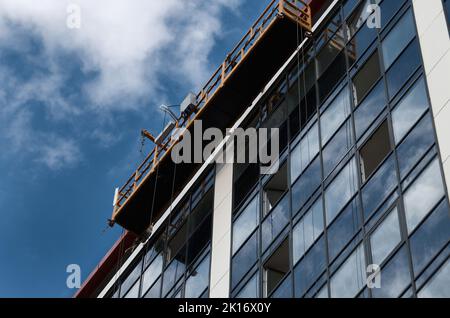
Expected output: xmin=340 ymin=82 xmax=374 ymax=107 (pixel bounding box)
xmin=360 ymin=120 xmax=392 ymax=181
xmin=352 ymin=51 xmax=382 ymax=105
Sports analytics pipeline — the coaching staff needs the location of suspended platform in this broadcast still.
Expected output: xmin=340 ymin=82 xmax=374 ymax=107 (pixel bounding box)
xmin=111 ymin=0 xmax=327 ymax=235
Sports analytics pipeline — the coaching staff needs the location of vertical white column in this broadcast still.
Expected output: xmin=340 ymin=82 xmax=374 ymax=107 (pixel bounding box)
xmin=412 ymin=0 xmax=450 ymax=188
xmin=209 ymin=162 xmax=233 ymax=298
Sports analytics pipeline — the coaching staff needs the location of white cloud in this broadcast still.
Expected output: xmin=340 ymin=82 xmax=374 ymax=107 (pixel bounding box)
xmin=36 ymin=137 xmax=82 ymax=171
xmin=0 ymin=0 xmax=242 ymax=170
xmin=0 ymin=0 xmax=241 ymax=108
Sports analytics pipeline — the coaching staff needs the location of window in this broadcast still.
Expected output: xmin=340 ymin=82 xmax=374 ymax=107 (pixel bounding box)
xmin=264 ymin=239 xmax=290 ymax=297
xmin=185 ymin=254 xmax=210 ymax=298
xmin=232 ymin=232 xmax=258 ymax=289
xmin=318 ymin=51 xmax=347 ymax=101
xmin=322 ymin=120 xmax=353 ymax=177
xmin=327 ymin=198 xmax=361 ymax=261
xmin=263 ymin=163 xmax=288 ymax=215
xmin=234 ymin=163 xmax=259 ymax=210
xmin=382 ymin=10 xmax=415 ymax=69
xmin=290 ymin=123 xmax=319 ymax=183
xmin=120 ymin=260 xmax=142 ymax=297
xmin=232 ymin=195 xmax=259 ymax=254
xmin=144 ymin=278 xmax=161 ymax=298
xmin=189 ymin=188 xmax=213 ymax=234
xmin=271 ymin=275 xmax=292 ymax=298
xmin=380 ymin=0 xmax=407 ymax=28
xmin=293 ymin=198 xmax=324 ymax=264
xmin=330 ymin=244 xmax=366 ymax=298
xmin=262 ymin=194 xmax=289 ymax=251
xmin=166 ymin=223 xmax=187 ymax=264
xmin=410 ymin=200 xmax=450 ymax=276
xmin=362 ymin=154 xmax=397 ymax=220
xmin=141 ymin=254 xmax=163 ymax=296
xmin=346 ymin=0 xmax=381 ymax=37
xmin=418 ymin=260 xmax=450 ymax=298
xmin=236 ymin=273 xmax=259 ymax=298
xmin=186 ymin=215 xmax=212 ymax=265
xmin=294 ymin=237 xmax=327 ymax=297
xmin=397 ymin=114 xmax=435 ymax=178
xmin=325 ymin=158 xmax=358 ymax=225
xmin=371 ymin=246 xmax=412 ymax=298
xmin=403 ymin=158 xmax=445 ymax=234
xmin=354 ymin=80 xmax=386 ymax=139
xmin=392 ymin=78 xmax=430 ymax=145
xmin=352 ymin=51 xmax=381 ymax=105
xmin=360 ymin=120 xmax=392 ymax=181
xmin=346 ymin=14 xmax=378 ymax=65
xmin=162 ymin=251 xmax=186 ymax=297
xmin=292 ymin=156 xmax=322 ymax=213
xmin=124 ymin=279 xmax=140 ymax=298
xmin=386 ymin=40 xmax=421 ymax=99
xmin=320 ymin=86 xmax=351 ymax=145
xmin=370 ymin=208 xmax=401 ymax=265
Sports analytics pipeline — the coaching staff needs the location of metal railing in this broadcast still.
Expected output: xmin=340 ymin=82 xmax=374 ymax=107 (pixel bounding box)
xmin=112 ymin=0 xmax=312 ymax=221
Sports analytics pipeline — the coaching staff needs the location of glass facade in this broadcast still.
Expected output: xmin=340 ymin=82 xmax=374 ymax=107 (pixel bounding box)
xmin=99 ymin=0 xmax=450 ymax=300
xmin=230 ymin=0 xmax=450 ymax=298
xmin=106 ymin=169 xmax=215 ymax=298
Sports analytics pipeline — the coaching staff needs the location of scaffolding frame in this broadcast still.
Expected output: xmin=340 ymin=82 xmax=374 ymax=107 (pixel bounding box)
xmin=111 ymin=0 xmax=313 ymax=224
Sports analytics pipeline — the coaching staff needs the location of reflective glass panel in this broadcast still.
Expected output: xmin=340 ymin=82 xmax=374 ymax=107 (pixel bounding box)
xmin=392 ymin=78 xmax=429 ymax=145
xmin=320 ymin=87 xmax=351 ymax=145
xmin=236 ymin=273 xmax=259 ymax=298
xmin=185 ymin=254 xmax=210 ymax=298
xmin=362 ymin=154 xmax=397 ymax=220
xmin=325 ymin=158 xmax=358 ymax=225
xmin=141 ymin=254 xmax=163 ymax=295
xmin=382 ymin=10 xmax=415 ymax=69
xmin=232 ymin=232 xmax=258 ymax=289
xmin=330 ymin=244 xmax=366 ymax=298
xmin=370 ymin=208 xmax=401 ymax=265
xmin=371 ymin=246 xmax=411 ymax=298
xmin=327 ymin=198 xmax=361 ymax=261
xmin=404 ymin=158 xmax=445 ymax=233
xmin=410 ymin=200 xmax=450 ymax=275
xmin=418 ymin=260 xmax=450 ymax=298
xmin=323 ymin=120 xmax=353 ymax=177
xmin=292 ymin=156 xmax=322 ymax=214
xmin=293 ymin=198 xmax=324 ymax=264
xmin=354 ymin=80 xmax=386 ymax=139
xmin=294 ymin=237 xmax=327 ymax=297
xmin=397 ymin=114 xmax=435 ymax=178
xmin=233 ymin=195 xmax=259 ymax=255
xmin=262 ymin=195 xmax=290 ymax=252
xmin=291 ymin=122 xmax=320 ymax=183
xmin=386 ymin=40 xmax=421 ymax=99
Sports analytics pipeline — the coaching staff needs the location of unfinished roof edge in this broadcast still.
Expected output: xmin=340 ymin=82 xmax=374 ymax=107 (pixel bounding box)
xmin=110 ymin=0 xmax=314 ymax=229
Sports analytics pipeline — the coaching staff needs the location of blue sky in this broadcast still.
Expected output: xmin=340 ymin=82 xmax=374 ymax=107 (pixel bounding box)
xmin=0 ymin=0 xmax=271 ymax=297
